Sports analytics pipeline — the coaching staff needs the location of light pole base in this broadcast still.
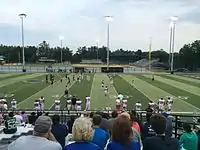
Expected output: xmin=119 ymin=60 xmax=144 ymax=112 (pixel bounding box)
xmin=170 ymin=71 xmax=174 ymax=74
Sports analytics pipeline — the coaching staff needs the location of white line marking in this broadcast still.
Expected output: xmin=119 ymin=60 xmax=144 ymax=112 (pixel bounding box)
xmin=18 ymin=79 xmax=61 ymax=106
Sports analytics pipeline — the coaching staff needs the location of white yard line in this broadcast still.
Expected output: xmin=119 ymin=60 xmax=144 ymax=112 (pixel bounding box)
xmin=49 ymin=80 xmax=76 ymax=109
xmin=89 ymin=74 xmax=95 ymax=98
xmin=18 ymin=79 xmax=61 ymax=106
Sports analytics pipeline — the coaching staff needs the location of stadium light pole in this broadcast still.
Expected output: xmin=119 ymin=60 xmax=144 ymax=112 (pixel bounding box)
xmin=105 ymin=16 xmax=113 ymax=72
xmin=169 ymin=16 xmax=178 ymax=74
xmin=19 ymin=13 xmax=27 ymax=70
xmin=149 ymin=37 xmax=152 ymax=72
xmin=59 ymin=36 xmax=64 ymax=64
xmin=96 ymin=39 xmax=99 ymax=62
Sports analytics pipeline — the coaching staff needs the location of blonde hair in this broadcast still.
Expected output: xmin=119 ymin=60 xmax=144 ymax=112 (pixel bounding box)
xmin=72 ymin=117 xmax=93 ymax=141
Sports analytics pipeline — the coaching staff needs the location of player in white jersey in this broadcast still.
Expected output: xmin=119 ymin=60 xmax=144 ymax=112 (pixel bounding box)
xmin=55 ymin=99 xmax=61 ymax=111
xmin=34 ymin=100 xmax=40 ymax=111
xmin=76 ymin=99 xmax=82 ymax=111
xmin=104 ymin=86 xmax=108 ymax=96
xmin=148 ymin=100 xmax=155 ymax=110
xmin=67 ymin=98 xmax=72 ymax=110
xmin=135 ymin=102 xmax=142 ymax=111
xmin=11 ymin=98 xmax=17 ymax=110
xmin=158 ymin=98 xmax=165 ymax=112
xmin=39 ymin=96 xmax=45 ymax=111
xmin=116 ymin=99 xmax=121 ymax=111
xmin=122 ymin=99 xmax=128 ymax=110
xmin=166 ymin=97 xmax=173 ymax=111
xmin=85 ymin=96 xmax=91 ymax=110
xmin=118 ymin=94 xmax=124 ymax=101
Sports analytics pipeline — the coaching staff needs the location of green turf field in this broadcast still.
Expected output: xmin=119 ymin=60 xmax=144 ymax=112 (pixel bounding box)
xmin=0 ymin=72 xmax=200 ymax=112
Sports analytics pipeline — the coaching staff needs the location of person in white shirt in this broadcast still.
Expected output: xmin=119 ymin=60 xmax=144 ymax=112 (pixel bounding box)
xmin=3 ymin=103 xmax=8 ymax=111
xmin=166 ymin=97 xmax=173 ymax=111
xmin=76 ymin=100 xmax=82 ymax=111
xmin=104 ymin=86 xmax=108 ymax=96
xmin=54 ymin=99 xmax=61 ymax=111
xmin=34 ymin=100 xmax=40 ymax=111
xmin=158 ymin=98 xmax=165 ymax=112
xmin=14 ymin=111 xmax=23 ymax=126
xmin=39 ymin=96 xmax=45 ymax=111
xmin=116 ymin=99 xmax=121 ymax=111
xmin=122 ymin=100 xmax=128 ymax=110
xmin=85 ymin=96 xmax=91 ymax=110
xmin=67 ymin=98 xmax=72 ymax=110
xmin=118 ymin=94 xmax=123 ymax=101
xmin=11 ymin=99 xmax=17 ymax=110
xmin=135 ymin=102 xmax=142 ymax=111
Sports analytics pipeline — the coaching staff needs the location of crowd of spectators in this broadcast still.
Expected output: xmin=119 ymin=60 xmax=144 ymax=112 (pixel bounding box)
xmin=1 ymin=110 xmax=200 ymax=150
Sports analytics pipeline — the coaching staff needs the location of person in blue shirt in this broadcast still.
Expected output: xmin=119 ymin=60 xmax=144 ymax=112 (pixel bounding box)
xmin=91 ymin=114 xmax=109 ymax=150
xmin=64 ymin=117 xmax=100 ymax=150
xmin=107 ymin=115 xmax=140 ymax=150
xmin=141 ymin=115 xmax=156 ymax=142
xmin=51 ymin=115 xmax=68 ymax=148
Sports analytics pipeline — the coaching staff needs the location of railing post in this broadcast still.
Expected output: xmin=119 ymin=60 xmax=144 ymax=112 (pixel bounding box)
xmin=175 ymin=115 xmax=178 ymax=138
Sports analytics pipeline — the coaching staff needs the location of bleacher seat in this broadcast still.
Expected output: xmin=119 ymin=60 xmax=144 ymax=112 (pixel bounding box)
xmin=0 ymin=125 xmax=33 ymax=144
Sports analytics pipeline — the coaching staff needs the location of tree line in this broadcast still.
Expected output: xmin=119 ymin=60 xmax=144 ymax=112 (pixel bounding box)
xmin=0 ymin=40 xmax=200 ymax=71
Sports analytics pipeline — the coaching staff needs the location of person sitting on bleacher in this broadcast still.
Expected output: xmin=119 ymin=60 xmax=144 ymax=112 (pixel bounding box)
xmin=3 ymin=112 xmax=17 ymax=134
xmin=0 ymin=113 xmax=3 ymax=125
xmin=8 ymin=116 xmax=62 ymax=150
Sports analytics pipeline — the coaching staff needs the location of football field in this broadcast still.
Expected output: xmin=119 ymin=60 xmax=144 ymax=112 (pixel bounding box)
xmin=0 ymin=72 xmax=200 ymax=112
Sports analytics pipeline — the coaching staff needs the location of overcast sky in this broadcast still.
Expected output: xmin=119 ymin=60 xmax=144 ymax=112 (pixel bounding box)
xmin=0 ymin=0 xmax=200 ymax=52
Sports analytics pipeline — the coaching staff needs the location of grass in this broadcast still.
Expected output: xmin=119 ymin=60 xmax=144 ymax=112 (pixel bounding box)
xmin=158 ymin=74 xmax=200 ymax=87
xmin=0 ymin=73 xmax=30 ymax=81
xmin=137 ymin=75 xmax=200 ymax=108
xmin=0 ymin=72 xmax=200 ymax=112
xmin=59 ymin=74 xmax=94 ymax=110
xmin=113 ymin=75 xmax=150 ymax=109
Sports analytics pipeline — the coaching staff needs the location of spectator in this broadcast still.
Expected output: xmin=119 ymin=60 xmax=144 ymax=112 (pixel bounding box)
xmin=28 ymin=112 xmax=37 ymax=125
xmin=0 ymin=113 xmax=3 ymax=125
xmin=180 ymin=123 xmax=198 ymax=150
xmin=67 ymin=116 xmax=75 ymax=134
xmin=120 ymin=112 xmax=142 ymax=143
xmin=108 ymin=110 xmax=118 ymax=131
xmin=162 ymin=112 xmax=173 ymax=137
xmin=107 ymin=115 xmax=140 ymax=150
xmin=21 ymin=111 xmax=28 ymax=123
xmin=141 ymin=114 xmax=156 ymax=141
xmin=8 ymin=116 xmax=62 ymax=150
xmin=143 ymin=114 xmax=179 ymax=150
xmin=64 ymin=117 xmax=99 ymax=150
xmin=37 ymin=111 xmax=43 ymax=117
xmin=45 ymin=112 xmax=49 ymax=116
xmin=51 ymin=115 xmax=69 ymax=148
xmin=96 ymin=111 xmax=109 ymax=132
xmin=129 ymin=112 xmax=141 ymax=134
xmin=91 ymin=115 xmax=109 ymax=150
xmin=14 ymin=111 xmax=23 ymax=125
xmin=3 ymin=112 xmax=17 ymax=134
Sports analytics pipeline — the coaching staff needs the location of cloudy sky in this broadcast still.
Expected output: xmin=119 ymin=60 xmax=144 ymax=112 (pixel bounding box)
xmin=0 ymin=0 xmax=200 ymax=52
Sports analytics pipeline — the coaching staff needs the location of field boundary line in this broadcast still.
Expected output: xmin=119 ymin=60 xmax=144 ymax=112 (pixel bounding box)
xmin=49 ymin=80 xmax=77 ymax=110
xmin=89 ymin=74 xmax=95 ymax=98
